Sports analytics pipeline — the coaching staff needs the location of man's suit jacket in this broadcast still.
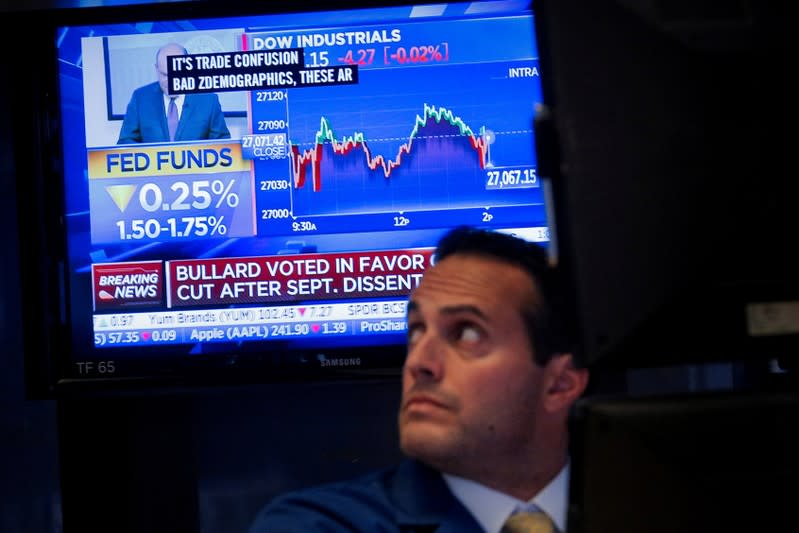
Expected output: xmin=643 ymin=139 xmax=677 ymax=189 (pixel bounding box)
xmin=117 ymin=82 xmax=230 ymax=144
xmin=248 ymin=459 xmax=485 ymax=532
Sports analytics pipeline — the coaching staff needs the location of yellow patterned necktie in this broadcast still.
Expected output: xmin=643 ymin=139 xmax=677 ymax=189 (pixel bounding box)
xmin=500 ymin=511 xmax=556 ymax=533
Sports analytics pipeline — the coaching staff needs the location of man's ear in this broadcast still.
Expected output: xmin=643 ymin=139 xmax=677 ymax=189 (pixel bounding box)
xmin=542 ymin=353 xmax=589 ymax=412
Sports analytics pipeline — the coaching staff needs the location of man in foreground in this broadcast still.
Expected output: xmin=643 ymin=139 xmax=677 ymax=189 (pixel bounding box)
xmin=250 ymin=226 xmax=589 ymax=532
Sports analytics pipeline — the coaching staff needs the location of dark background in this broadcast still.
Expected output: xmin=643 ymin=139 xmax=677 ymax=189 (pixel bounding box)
xmin=1 ymin=0 xmax=797 ymax=531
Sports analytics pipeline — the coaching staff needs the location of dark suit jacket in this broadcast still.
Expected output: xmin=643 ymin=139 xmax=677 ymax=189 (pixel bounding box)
xmin=117 ymin=82 xmax=230 ymax=144
xmin=248 ymin=459 xmax=485 ymax=532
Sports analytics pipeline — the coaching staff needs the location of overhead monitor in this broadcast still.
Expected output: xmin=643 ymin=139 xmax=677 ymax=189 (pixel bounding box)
xmin=17 ymin=0 xmax=552 ymax=395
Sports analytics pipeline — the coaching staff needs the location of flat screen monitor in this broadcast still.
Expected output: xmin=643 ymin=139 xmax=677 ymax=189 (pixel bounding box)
xmin=568 ymin=390 xmax=798 ymax=532
xmin=17 ymin=0 xmax=552 ymax=395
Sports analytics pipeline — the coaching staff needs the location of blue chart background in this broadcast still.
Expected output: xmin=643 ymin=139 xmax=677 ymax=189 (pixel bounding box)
xmin=248 ymin=15 xmax=546 ymax=236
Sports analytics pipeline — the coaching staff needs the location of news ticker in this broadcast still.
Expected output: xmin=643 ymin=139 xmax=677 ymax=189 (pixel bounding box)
xmin=93 ymin=300 xmax=407 ymax=347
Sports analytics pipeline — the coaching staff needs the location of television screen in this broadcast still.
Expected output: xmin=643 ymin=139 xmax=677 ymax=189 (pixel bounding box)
xmin=20 ymin=0 xmax=551 ymax=394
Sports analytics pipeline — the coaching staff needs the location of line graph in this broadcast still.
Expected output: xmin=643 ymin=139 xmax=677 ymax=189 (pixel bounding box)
xmin=290 ymin=103 xmax=489 ymax=192
xmin=252 ymin=57 xmax=547 ymax=233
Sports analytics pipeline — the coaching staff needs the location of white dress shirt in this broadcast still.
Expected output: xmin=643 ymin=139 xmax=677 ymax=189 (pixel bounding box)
xmin=443 ymin=462 xmax=569 ymax=533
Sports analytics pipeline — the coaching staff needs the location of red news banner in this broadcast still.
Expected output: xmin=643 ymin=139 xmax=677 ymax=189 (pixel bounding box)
xmin=166 ymin=248 xmax=434 ymax=308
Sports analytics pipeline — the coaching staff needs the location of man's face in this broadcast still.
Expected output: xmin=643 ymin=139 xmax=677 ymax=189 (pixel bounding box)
xmin=156 ymin=45 xmax=184 ymax=95
xmin=399 ymin=253 xmax=548 ymax=477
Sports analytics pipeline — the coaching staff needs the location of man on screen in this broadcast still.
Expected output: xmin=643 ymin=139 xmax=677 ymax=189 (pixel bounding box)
xmin=117 ymin=42 xmax=230 ymax=144
xmin=249 ymin=226 xmax=590 ymax=532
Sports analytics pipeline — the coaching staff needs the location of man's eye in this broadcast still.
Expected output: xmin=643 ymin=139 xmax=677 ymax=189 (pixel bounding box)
xmin=457 ymin=324 xmax=481 ymax=343
xmin=407 ymin=323 xmax=423 ymax=344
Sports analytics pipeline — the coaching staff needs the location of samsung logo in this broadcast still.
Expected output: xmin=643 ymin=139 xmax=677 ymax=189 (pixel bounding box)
xmin=318 ymin=356 xmax=362 ymax=368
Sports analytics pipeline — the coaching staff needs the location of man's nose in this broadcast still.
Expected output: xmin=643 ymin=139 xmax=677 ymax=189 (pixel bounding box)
xmin=405 ymin=331 xmax=444 ymax=382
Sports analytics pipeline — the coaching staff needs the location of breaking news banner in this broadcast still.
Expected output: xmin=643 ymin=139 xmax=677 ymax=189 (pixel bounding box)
xmin=92 ymin=261 xmax=164 ymax=311
xmin=91 ymin=248 xmax=434 ymax=311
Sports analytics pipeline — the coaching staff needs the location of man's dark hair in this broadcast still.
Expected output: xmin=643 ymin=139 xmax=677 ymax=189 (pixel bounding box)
xmin=434 ymin=226 xmax=581 ymax=367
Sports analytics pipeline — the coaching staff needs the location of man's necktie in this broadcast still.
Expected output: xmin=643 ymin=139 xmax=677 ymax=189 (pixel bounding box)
xmin=167 ymin=97 xmax=178 ymax=141
xmin=500 ymin=511 xmax=556 ymax=533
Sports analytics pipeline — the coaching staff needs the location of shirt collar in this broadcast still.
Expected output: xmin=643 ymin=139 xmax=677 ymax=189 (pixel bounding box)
xmin=163 ymin=93 xmax=185 ymax=111
xmin=442 ymin=462 xmax=570 ymax=533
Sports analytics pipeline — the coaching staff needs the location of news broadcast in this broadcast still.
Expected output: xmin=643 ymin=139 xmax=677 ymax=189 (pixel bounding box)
xmin=55 ymin=0 xmax=549 ymax=386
